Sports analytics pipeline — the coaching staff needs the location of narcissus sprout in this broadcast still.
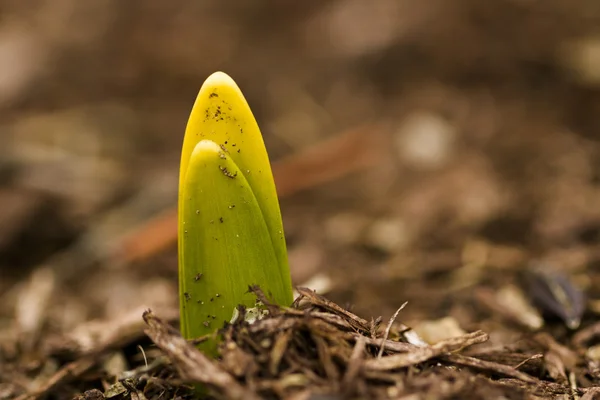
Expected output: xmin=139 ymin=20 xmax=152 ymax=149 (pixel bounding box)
xmin=178 ymin=72 xmax=293 ymax=353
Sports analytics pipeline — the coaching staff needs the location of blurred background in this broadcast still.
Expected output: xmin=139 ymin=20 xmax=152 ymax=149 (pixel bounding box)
xmin=2 ymin=0 xmax=600 ymax=352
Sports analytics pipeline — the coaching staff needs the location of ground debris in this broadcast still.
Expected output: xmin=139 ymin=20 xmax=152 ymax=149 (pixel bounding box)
xmin=1 ymin=285 xmax=596 ymax=400
xmin=525 ymin=266 xmax=586 ymax=330
xmin=135 ymin=288 xmax=581 ymax=399
xmin=143 ymin=310 xmax=258 ymax=400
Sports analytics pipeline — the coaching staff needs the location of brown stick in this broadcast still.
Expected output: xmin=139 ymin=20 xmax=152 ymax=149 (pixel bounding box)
xmin=363 ymin=331 xmax=489 ymax=371
xmin=444 ymin=353 xmax=540 ymax=383
xmin=342 ymin=336 xmax=367 ymax=395
xmin=13 ymin=357 xmax=97 ymax=400
xmin=142 ymin=310 xmax=261 ymax=400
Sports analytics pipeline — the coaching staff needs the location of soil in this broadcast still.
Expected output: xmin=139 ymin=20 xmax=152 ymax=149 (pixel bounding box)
xmin=2 ymin=1 xmax=600 ymax=399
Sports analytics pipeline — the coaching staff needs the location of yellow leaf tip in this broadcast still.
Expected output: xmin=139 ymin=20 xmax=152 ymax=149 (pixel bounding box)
xmin=205 ymin=71 xmax=234 ymax=83
xmin=191 ymin=139 xmax=222 ymax=158
xmin=201 ymin=71 xmax=242 ymax=94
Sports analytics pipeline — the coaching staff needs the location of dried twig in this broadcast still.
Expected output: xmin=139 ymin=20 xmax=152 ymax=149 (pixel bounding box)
xmin=378 ymin=302 xmax=407 ymax=358
xmin=581 ymin=387 xmax=600 ymax=400
xmin=296 ymin=287 xmax=371 ymax=332
xmin=364 ymin=331 xmax=488 ymax=371
xmin=572 ymin=321 xmax=600 ymax=348
xmin=269 ymin=329 xmax=293 ymax=375
xmin=512 ymin=353 xmax=544 ymax=370
xmin=248 ymin=285 xmax=282 ymax=316
xmin=46 ymin=306 xmax=179 ymax=357
xmin=142 ymin=309 xmax=260 ymax=400
xmin=444 ymin=353 xmax=540 ymax=383
xmin=14 ymin=357 xmax=97 ymax=400
xmin=350 ymin=333 xmax=416 ymax=353
xmin=342 ymin=336 xmax=366 ymax=395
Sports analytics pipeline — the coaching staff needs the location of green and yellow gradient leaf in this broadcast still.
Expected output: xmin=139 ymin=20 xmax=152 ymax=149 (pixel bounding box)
xmin=178 ymin=72 xmax=293 ymax=347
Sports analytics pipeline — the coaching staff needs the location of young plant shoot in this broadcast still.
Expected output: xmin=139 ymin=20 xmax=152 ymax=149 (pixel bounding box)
xmin=178 ymin=72 xmax=293 ymax=352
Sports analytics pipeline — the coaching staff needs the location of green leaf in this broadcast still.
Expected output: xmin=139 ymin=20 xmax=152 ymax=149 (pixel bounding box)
xmin=178 ymin=72 xmax=293 ymax=351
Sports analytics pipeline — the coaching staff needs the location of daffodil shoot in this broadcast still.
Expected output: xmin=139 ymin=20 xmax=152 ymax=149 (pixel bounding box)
xmin=178 ymin=72 xmax=293 ymax=351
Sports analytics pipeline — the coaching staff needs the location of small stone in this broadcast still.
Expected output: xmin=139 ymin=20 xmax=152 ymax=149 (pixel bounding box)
xmin=395 ymin=112 xmax=455 ymax=169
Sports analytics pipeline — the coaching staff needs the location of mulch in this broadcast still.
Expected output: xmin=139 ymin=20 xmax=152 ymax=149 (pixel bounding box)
xmin=4 ymin=284 xmax=600 ymax=400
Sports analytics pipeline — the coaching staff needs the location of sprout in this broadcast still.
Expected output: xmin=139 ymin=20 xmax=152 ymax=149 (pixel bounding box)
xmin=178 ymin=72 xmax=293 ymax=354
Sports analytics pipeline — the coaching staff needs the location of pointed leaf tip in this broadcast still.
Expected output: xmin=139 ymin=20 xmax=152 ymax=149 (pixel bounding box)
xmin=203 ymin=71 xmax=240 ymax=91
xmin=191 ymin=139 xmax=222 ymax=157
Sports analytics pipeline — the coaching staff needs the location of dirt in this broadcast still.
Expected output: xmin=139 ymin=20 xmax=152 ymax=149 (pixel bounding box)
xmin=2 ymin=1 xmax=600 ymax=399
